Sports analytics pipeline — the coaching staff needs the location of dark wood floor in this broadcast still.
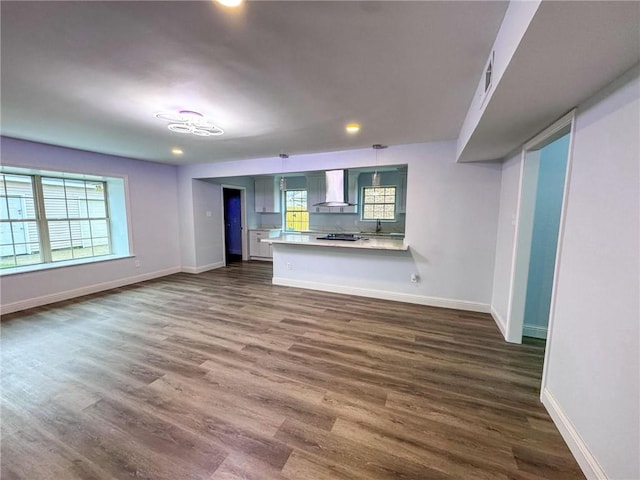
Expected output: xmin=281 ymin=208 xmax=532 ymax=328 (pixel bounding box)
xmin=0 ymin=261 xmax=584 ymax=479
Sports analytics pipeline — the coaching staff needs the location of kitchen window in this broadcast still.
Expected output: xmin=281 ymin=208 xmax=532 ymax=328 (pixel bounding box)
xmin=361 ymin=186 xmax=396 ymax=221
xmin=284 ymin=189 xmax=309 ymax=232
xmin=1 ymin=168 xmax=129 ymax=273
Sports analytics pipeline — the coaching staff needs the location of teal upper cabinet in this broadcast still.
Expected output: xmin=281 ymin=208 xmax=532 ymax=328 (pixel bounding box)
xmin=342 ymin=173 xmax=359 ymax=214
xmin=254 ymin=176 xmax=281 ymax=213
xmin=306 ymin=173 xmax=326 ymax=213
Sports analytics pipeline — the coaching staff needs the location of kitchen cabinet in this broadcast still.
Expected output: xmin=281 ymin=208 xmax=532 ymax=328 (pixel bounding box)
xmin=254 ymin=176 xmax=281 ymax=213
xmin=249 ymin=230 xmax=274 ymax=260
xmin=343 ymin=173 xmax=359 ymax=214
xmin=306 ymin=174 xmax=327 ymax=213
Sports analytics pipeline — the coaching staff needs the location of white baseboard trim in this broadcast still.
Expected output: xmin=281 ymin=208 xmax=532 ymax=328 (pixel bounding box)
xmin=541 ymin=387 xmax=606 ymax=480
xmin=272 ymin=277 xmax=490 ymax=313
xmin=490 ymin=306 xmax=507 ymax=338
xmin=523 ymin=324 xmax=547 ymax=339
xmin=249 ymin=256 xmax=273 ymax=262
xmin=181 ymin=261 xmax=225 ymax=274
xmin=0 ymin=267 xmax=181 ymax=315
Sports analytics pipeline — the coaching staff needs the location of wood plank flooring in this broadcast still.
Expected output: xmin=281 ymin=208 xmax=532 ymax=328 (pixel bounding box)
xmin=0 ymin=261 xmax=584 ymax=479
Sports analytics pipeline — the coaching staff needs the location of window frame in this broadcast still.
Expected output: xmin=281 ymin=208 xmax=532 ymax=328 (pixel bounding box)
xmin=1 ymin=167 xmax=130 ymax=275
xmin=360 ymin=185 xmax=397 ymax=222
xmin=0 ymin=173 xmax=41 ymax=267
xmin=283 ymin=189 xmax=309 ymax=232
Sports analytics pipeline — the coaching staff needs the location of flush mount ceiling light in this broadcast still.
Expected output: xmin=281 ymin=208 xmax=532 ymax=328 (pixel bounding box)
xmin=171 ymin=148 xmax=183 ymax=155
xmin=345 ymin=123 xmax=360 ymax=134
xmin=155 ymin=110 xmax=224 ymax=137
xmin=216 ymin=0 xmax=243 ymax=7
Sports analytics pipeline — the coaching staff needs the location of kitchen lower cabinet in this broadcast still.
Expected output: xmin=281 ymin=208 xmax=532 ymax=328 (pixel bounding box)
xmin=249 ymin=230 xmax=274 ymax=260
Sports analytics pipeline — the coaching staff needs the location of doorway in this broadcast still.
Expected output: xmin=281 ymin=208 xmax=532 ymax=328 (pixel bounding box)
xmin=506 ymin=112 xmax=574 ymax=344
xmin=223 ymin=187 xmax=243 ymax=265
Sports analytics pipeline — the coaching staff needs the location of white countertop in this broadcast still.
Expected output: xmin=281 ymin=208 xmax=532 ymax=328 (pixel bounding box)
xmin=250 ymin=228 xmax=281 ymax=235
xmin=264 ymin=234 xmax=408 ymax=251
xmin=300 ymin=231 xmax=405 ymax=239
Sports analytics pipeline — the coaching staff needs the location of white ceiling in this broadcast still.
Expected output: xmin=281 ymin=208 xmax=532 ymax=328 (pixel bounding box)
xmin=3 ymin=2 xmax=638 ymax=167
xmin=1 ymin=1 xmax=508 ymax=165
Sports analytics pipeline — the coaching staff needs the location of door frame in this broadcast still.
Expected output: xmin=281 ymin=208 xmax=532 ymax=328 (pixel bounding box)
xmin=221 ymin=185 xmax=248 ymax=264
xmin=505 ymin=110 xmax=576 ymax=345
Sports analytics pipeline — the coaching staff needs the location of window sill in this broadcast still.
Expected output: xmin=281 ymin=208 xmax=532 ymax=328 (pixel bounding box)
xmin=0 ymin=254 xmax=133 ymax=277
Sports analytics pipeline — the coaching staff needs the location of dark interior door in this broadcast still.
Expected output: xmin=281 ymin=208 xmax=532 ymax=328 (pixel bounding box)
xmin=223 ymin=188 xmax=242 ymax=263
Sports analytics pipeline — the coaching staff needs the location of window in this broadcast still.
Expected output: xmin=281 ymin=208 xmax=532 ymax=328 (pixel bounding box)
xmin=361 ymin=186 xmax=396 ymax=221
xmin=1 ymin=169 xmax=128 ymax=273
xmin=284 ymin=190 xmax=309 ymax=232
xmin=42 ymin=177 xmax=110 ymax=262
xmin=0 ymin=174 xmax=41 ymax=268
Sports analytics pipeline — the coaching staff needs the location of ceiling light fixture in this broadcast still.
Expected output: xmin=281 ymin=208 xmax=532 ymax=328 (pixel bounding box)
xmin=155 ymin=110 xmax=224 ymax=137
xmin=171 ymin=148 xmax=183 ymax=155
xmin=345 ymin=123 xmax=360 ymax=134
xmin=216 ymin=0 xmax=243 ymax=7
xmin=372 ymin=144 xmax=387 ymax=187
xmin=279 ymin=153 xmax=289 ymax=190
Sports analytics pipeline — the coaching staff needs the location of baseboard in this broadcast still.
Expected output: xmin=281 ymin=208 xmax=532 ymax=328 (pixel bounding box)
xmin=272 ymin=277 xmax=490 ymax=313
xmin=523 ymin=324 xmax=547 ymax=339
xmin=181 ymin=261 xmax=225 ymax=274
xmin=490 ymin=306 xmax=507 ymax=338
xmin=541 ymin=388 xmax=606 ymax=480
xmin=0 ymin=267 xmax=181 ymax=315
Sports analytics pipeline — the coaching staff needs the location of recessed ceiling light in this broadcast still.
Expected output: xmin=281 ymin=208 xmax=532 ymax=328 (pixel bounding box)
xmin=172 ymin=148 xmax=183 ymax=155
xmin=155 ymin=110 xmax=224 ymax=137
xmin=216 ymin=0 xmax=243 ymax=7
xmin=345 ymin=123 xmax=360 ymax=134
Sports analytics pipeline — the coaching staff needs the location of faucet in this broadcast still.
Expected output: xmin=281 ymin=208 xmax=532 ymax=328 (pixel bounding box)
xmin=376 ymin=219 xmax=382 ymax=233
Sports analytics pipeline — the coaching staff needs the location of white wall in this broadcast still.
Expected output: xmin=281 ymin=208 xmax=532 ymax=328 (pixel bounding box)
xmin=192 ymin=179 xmax=224 ymax=272
xmin=490 ymin=150 xmax=521 ymax=333
xmin=491 ymin=66 xmax=640 ymax=479
xmin=178 ymin=141 xmax=502 ymax=310
xmin=541 ymin=66 xmax=640 ymax=480
xmin=0 ymin=137 xmax=181 ymax=313
xmin=507 ymin=148 xmax=541 ymax=343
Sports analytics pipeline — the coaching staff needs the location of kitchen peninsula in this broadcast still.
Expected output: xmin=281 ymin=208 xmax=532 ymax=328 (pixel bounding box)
xmin=266 ymin=233 xmax=408 ymax=251
xmin=264 ymin=232 xmax=416 ymax=304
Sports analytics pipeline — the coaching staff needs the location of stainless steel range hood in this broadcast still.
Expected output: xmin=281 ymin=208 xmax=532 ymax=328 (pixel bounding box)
xmin=313 ymin=170 xmax=356 ymax=207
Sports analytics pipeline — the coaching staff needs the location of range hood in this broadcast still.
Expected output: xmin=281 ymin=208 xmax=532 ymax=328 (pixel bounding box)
xmin=313 ymin=170 xmax=356 ymax=207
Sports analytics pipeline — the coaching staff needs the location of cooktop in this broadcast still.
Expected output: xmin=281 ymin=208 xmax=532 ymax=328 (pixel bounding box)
xmin=316 ymin=233 xmax=367 ymax=241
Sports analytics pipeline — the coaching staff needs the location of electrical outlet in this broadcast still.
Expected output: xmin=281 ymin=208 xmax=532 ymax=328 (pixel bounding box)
xmin=286 ymin=262 xmax=292 ymax=270
xmin=410 ymin=273 xmax=419 ymax=283
xmin=134 ymin=260 xmax=141 ymax=268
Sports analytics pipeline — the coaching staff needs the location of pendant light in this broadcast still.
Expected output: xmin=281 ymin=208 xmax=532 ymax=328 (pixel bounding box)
xmin=372 ymin=144 xmax=387 ymax=187
xmin=279 ymin=153 xmax=289 ymax=191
